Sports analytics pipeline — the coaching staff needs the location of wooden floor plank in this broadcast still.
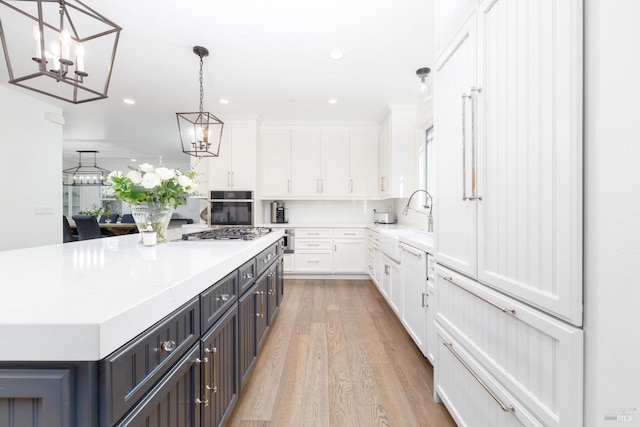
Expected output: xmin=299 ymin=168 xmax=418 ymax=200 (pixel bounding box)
xmin=227 ymin=279 xmax=456 ymax=427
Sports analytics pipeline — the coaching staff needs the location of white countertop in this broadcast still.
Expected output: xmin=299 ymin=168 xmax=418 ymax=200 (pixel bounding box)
xmin=0 ymin=230 xmax=284 ymax=361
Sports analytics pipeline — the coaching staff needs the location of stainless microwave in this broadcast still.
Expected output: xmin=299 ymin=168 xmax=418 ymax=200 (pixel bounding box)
xmin=209 ymin=191 xmax=253 ymax=226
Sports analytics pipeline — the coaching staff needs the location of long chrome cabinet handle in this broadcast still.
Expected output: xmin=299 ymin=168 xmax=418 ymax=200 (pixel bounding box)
xmin=195 ymin=356 xmax=209 ymax=406
xmin=469 ymin=86 xmax=482 ymax=201
xmin=401 ymin=244 xmax=423 ymax=259
xmin=206 ymin=347 xmax=218 ymax=395
xmin=442 ymin=276 xmax=516 ymax=315
xmin=461 ymin=93 xmax=471 ymax=201
xmin=443 ymin=341 xmax=514 ymax=413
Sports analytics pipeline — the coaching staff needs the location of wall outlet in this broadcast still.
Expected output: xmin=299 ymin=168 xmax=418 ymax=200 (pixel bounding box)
xmin=34 ymin=206 xmax=54 ymax=215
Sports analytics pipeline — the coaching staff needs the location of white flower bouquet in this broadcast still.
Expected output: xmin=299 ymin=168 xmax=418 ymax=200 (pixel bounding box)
xmin=107 ymin=163 xmax=196 ymax=208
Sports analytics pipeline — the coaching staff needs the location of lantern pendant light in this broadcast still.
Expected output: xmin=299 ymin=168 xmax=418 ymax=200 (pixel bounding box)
xmin=176 ymin=46 xmax=224 ymax=157
xmin=0 ymin=0 xmax=121 ymax=104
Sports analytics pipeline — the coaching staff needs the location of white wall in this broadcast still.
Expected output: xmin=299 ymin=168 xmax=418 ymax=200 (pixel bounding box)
xmin=584 ymin=1 xmax=640 ymax=425
xmin=0 ymin=85 xmax=63 ymax=251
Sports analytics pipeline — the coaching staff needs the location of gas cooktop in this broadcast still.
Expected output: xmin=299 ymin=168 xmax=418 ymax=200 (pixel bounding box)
xmin=181 ymin=227 xmax=273 ymax=241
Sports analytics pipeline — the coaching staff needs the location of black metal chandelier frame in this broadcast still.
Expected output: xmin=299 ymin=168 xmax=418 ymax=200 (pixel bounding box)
xmin=0 ymin=0 xmax=121 ymax=103
xmin=176 ymin=45 xmax=224 ymax=158
xmin=63 ymin=150 xmax=111 ymax=186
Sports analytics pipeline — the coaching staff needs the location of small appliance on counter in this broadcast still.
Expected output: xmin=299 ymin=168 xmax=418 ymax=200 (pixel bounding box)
xmin=270 ymin=201 xmax=288 ymax=223
xmin=373 ymin=209 xmax=397 ymax=224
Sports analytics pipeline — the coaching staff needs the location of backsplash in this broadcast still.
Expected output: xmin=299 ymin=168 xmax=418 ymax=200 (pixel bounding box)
xmin=260 ymin=200 xmax=394 ymax=225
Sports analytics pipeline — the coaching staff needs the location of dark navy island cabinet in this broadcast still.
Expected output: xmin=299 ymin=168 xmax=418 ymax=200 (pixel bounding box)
xmin=0 ymin=238 xmax=284 ymax=427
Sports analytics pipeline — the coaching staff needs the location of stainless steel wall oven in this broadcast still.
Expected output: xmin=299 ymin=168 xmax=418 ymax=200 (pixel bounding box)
xmin=209 ymin=191 xmax=253 ymax=226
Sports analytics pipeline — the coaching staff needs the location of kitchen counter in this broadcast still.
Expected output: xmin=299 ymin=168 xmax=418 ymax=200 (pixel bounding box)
xmin=369 ymin=224 xmax=435 ymax=254
xmin=0 ymin=230 xmax=284 ymax=361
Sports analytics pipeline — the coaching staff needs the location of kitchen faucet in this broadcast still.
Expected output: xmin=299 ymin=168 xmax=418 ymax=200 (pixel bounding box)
xmin=402 ymin=189 xmax=434 ymax=232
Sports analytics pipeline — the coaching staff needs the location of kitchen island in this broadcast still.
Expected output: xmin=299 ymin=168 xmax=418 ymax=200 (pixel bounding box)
xmin=0 ymin=229 xmax=285 ymax=427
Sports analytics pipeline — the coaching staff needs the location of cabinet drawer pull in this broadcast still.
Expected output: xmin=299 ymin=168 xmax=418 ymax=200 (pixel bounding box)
xmin=421 ymin=293 xmax=428 ymax=308
xmin=307 ymin=260 xmax=320 ymax=264
xmin=442 ymin=276 xmax=516 ymax=315
xmin=401 ymin=245 xmax=423 ymax=258
xmin=443 ymin=341 xmax=514 ymax=413
xmin=205 ymin=347 xmax=218 ymax=395
xmin=244 ymin=272 xmax=253 ymax=279
xmin=195 ymin=357 xmax=209 ymax=407
xmin=160 ymin=340 xmax=176 ymax=352
xmin=308 ymin=243 xmax=320 ymax=247
xmin=216 ymin=293 xmax=230 ymax=302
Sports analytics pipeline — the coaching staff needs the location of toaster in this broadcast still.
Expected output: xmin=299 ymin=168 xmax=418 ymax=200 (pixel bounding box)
xmin=374 ymin=212 xmax=397 ymax=224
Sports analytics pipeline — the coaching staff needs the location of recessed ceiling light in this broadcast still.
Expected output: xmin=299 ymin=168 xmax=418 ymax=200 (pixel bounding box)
xmin=219 ymin=98 xmax=229 ymax=104
xmin=130 ymin=158 xmax=137 ymax=162
xmin=328 ymin=98 xmax=338 ymax=104
xmin=329 ymin=49 xmax=345 ymax=60
xmin=123 ymin=98 xmax=135 ymax=105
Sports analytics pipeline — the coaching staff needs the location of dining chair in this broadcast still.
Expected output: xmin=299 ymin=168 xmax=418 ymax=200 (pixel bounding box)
xmin=71 ymin=215 xmax=105 ymax=240
xmin=62 ymin=216 xmax=78 ymax=243
xmin=121 ymin=214 xmax=135 ymax=223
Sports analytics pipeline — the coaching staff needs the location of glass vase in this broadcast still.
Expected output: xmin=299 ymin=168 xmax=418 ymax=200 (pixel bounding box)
xmin=130 ymin=203 xmax=173 ymax=243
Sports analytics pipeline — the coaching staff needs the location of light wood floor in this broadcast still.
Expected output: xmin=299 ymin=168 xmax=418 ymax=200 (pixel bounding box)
xmin=226 ymin=279 xmax=457 ymax=427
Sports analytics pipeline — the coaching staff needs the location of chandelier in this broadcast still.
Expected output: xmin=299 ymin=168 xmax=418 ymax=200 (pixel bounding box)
xmin=176 ymin=45 xmax=224 ymax=157
xmin=63 ymin=150 xmax=110 ymax=186
xmin=0 ymin=0 xmax=121 ymax=103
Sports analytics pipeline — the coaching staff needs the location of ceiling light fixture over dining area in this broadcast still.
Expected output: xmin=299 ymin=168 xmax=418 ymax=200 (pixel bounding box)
xmin=0 ymin=0 xmax=122 ymax=103
xmin=176 ymin=45 xmax=224 ymax=158
xmin=63 ymin=150 xmax=110 ymax=186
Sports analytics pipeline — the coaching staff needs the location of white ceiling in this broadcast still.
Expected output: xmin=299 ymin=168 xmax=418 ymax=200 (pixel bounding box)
xmin=0 ymin=0 xmax=434 ymax=167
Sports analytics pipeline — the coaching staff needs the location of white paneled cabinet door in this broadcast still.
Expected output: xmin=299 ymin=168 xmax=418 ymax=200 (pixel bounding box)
xmin=228 ymin=125 xmax=256 ymax=190
xmin=320 ymin=130 xmax=349 ymax=197
xmin=333 ymin=239 xmax=366 ymax=273
xmin=435 ymin=16 xmax=478 ymax=278
xmin=348 ymin=129 xmax=379 ymax=199
xmin=208 ymin=124 xmax=256 ymax=190
xmin=291 ymin=130 xmax=321 ymax=197
xmin=400 ymin=243 xmax=427 ymax=355
xmin=260 ymin=130 xmax=292 ymax=198
xmin=476 ymin=0 xmax=583 ymax=325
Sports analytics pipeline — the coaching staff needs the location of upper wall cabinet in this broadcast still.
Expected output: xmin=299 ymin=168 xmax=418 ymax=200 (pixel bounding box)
xmin=290 ymin=129 xmax=350 ymax=198
xmin=208 ymin=120 xmax=257 ymax=191
xmin=435 ymin=0 xmax=583 ymax=325
xmin=349 ymin=129 xmax=379 ymax=199
xmin=260 ymin=130 xmax=293 ymax=198
xmin=259 ymin=125 xmax=379 ymax=200
xmin=379 ymin=106 xmax=417 ymax=198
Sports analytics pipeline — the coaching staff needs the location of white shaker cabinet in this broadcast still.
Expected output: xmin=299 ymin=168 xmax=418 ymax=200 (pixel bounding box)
xmin=260 ymin=130 xmax=292 ymax=198
xmin=434 ymin=16 xmax=478 ymax=279
xmin=348 ymin=129 xmax=379 ymax=199
xmin=333 ymin=228 xmax=367 ymax=274
xmin=290 ymin=129 xmax=349 ymax=198
xmin=400 ymin=243 xmax=428 ymax=357
xmin=208 ymin=121 xmax=257 ymax=190
xmin=435 ymin=0 xmax=583 ymax=325
xmin=378 ymin=106 xmax=416 ymax=198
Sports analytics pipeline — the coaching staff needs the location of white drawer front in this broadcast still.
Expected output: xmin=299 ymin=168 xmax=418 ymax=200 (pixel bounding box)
xmin=296 ymin=228 xmax=332 ymax=238
xmin=296 ymin=240 xmax=333 ymax=250
xmin=435 ymin=325 xmax=544 ymax=427
xmin=294 ymin=251 xmax=332 ymax=272
xmin=334 ymin=228 xmax=365 ymax=238
xmin=435 ymin=265 xmax=583 ymax=427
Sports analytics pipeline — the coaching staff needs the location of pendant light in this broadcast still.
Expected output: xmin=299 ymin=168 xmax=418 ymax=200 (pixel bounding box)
xmin=0 ymin=0 xmax=122 ymax=104
xmin=176 ymin=46 xmax=224 ymax=158
xmin=63 ymin=150 xmax=111 ymax=186
xmin=416 ymin=67 xmax=432 ymax=100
